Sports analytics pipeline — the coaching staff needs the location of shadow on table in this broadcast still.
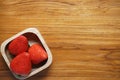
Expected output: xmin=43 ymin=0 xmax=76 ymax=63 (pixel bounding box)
xmin=27 ymin=66 xmax=51 ymax=80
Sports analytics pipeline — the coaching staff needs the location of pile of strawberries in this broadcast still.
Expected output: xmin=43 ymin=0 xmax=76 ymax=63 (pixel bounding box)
xmin=8 ymin=35 xmax=48 ymax=76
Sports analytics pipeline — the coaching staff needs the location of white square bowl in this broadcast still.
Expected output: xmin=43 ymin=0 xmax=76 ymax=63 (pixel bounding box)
xmin=0 ymin=28 xmax=52 ymax=80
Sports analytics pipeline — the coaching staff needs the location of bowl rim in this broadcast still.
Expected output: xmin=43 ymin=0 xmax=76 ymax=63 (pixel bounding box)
xmin=0 ymin=28 xmax=53 ymax=79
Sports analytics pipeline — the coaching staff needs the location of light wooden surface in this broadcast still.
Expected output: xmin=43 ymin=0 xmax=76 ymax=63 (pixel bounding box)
xmin=0 ymin=0 xmax=120 ymax=80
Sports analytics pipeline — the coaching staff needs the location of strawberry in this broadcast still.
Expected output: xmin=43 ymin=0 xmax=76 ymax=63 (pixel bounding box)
xmin=28 ymin=44 xmax=48 ymax=64
xmin=10 ymin=52 xmax=31 ymax=76
xmin=8 ymin=35 xmax=28 ymax=55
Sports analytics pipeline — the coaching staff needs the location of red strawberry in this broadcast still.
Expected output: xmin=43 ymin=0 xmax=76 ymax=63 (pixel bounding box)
xmin=8 ymin=35 xmax=28 ymax=55
xmin=28 ymin=44 xmax=48 ymax=64
xmin=10 ymin=52 xmax=31 ymax=76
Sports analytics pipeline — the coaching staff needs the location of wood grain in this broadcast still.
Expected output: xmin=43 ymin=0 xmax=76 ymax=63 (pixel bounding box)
xmin=0 ymin=0 xmax=120 ymax=80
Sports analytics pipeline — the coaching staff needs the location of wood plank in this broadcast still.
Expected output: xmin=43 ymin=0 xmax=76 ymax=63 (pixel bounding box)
xmin=0 ymin=0 xmax=120 ymax=80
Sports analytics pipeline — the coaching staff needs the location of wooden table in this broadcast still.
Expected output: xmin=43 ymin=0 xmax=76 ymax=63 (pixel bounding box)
xmin=0 ymin=0 xmax=120 ymax=80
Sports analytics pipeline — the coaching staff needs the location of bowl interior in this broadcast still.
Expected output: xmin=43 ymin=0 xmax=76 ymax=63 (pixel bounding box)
xmin=5 ymin=32 xmax=48 ymax=77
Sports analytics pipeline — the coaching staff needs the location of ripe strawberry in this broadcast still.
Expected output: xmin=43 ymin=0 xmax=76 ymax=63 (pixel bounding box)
xmin=10 ymin=52 xmax=31 ymax=76
xmin=8 ymin=35 xmax=28 ymax=55
xmin=28 ymin=44 xmax=48 ymax=64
